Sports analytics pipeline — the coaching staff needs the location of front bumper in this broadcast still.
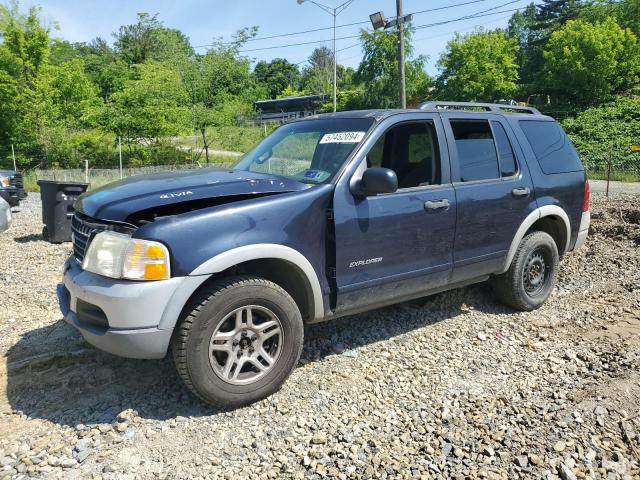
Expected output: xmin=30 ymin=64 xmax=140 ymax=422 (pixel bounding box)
xmin=58 ymin=257 xmax=185 ymax=359
xmin=0 ymin=188 xmax=20 ymax=207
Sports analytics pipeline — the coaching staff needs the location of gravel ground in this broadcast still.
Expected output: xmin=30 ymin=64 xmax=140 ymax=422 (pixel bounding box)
xmin=0 ymin=194 xmax=639 ymax=480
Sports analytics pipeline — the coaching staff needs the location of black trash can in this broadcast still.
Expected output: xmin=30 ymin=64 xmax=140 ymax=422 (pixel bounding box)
xmin=38 ymin=180 xmax=89 ymax=243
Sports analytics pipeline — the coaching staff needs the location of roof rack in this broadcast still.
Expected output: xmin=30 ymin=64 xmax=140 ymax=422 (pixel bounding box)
xmin=417 ymin=101 xmax=541 ymax=115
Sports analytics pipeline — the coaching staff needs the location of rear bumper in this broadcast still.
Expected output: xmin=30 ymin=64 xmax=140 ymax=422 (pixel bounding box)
xmin=573 ymin=211 xmax=590 ymax=250
xmin=57 ymin=257 xmax=185 ymax=359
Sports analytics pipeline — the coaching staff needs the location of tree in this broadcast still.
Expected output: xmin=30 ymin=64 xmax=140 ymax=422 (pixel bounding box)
xmin=0 ymin=70 xmax=18 ymax=146
xmin=579 ymin=0 xmax=640 ymax=37
xmin=41 ymin=59 xmax=101 ymax=125
xmin=506 ymin=1 xmax=586 ymax=94
xmin=300 ymin=46 xmax=333 ymax=95
xmin=181 ymin=29 xmax=256 ymax=162
xmin=508 ymin=3 xmax=540 ymax=89
xmin=1 ymin=7 xmax=49 ymax=88
xmin=435 ymin=29 xmax=519 ymax=102
xmin=355 ymin=27 xmax=431 ymax=108
xmin=102 ymin=61 xmax=190 ymax=144
xmin=253 ymin=58 xmax=300 ymax=99
xmin=542 ymin=18 xmax=640 ymax=104
xmin=113 ymin=12 xmax=193 ymax=65
xmin=83 ymin=38 xmax=130 ymax=101
xmin=0 ymin=6 xmax=51 ymax=156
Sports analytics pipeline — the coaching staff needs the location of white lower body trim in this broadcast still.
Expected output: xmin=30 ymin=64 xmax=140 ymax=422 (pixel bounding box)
xmin=573 ymin=211 xmax=590 ymax=250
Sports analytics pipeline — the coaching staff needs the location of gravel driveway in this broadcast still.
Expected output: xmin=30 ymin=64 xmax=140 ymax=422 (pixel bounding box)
xmin=0 ymin=194 xmax=639 ymax=480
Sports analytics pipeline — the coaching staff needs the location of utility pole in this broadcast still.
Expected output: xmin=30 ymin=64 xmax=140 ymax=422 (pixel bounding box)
xmin=333 ymin=12 xmax=337 ymax=112
xmin=369 ymin=6 xmax=412 ymax=108
xmin=397 ymin=0 xmax=406 ymax=109
xmin=11 ymin=144 xmax=16 ymax=171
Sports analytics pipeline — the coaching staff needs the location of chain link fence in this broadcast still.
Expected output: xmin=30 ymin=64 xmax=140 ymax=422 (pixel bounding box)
xmin=23 ymin=162 xmax=236 ymax=192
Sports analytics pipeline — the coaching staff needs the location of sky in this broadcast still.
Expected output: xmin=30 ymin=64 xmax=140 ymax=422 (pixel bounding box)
xmin=15 ymin=0 xmax=532 ymax=76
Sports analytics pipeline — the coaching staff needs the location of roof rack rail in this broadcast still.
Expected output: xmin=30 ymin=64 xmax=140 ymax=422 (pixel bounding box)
xmin=417 ymin=101 xmax=541 ymax=115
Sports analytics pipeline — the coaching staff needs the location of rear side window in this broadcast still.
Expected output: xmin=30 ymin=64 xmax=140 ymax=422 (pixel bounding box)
xmin=491 ymin=121 xmax=518 ymax=177
xmin=450 ymin=120 xmax=499 ymax=182
xmin=519 ymin=120 xmax=583 ymax=174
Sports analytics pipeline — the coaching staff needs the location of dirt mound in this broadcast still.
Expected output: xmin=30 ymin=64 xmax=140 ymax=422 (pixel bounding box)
xmin=590 ymin=205 xmax=640 ymax=244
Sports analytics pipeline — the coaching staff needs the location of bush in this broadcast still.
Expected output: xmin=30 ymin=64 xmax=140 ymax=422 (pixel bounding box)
xmin=562 ymin=95 xmax=640 ymax=175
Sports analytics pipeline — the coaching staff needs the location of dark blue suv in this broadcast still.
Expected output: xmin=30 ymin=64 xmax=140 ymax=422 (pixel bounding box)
xmin=57 ymin=102 xmax=590 ymax=407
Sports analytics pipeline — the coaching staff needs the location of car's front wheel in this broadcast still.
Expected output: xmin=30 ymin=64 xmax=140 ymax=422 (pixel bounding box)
xmin=492 ymin=231 xmax=559 ymax=311
xmin=172 ymin=276 xmax=303 ymax=408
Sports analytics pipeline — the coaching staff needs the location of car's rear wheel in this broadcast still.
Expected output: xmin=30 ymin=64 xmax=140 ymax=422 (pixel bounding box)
xmin=492 ymin=231 xmax=559 ymax=311
xmin=172 ymin=276 xmax=303 ymax=408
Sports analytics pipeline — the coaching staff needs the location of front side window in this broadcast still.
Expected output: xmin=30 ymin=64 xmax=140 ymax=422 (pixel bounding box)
xmin=367 ymin=122 xmax=441 ymax=189
xmin=235 ymin=118 xmax=374 ymax=184
xmin=450 ymin=120 xmax=500 ymax=182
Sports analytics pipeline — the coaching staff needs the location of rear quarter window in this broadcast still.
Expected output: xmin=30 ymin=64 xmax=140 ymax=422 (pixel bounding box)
xmin=519 ymin=120 xmax=583 ymax=174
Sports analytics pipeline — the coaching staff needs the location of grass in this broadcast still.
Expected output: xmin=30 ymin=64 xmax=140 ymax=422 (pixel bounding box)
xmin=22 ymin=157 xmax=238 ymax=193
xmin=586 ymin=170 xmax=640 ymax=182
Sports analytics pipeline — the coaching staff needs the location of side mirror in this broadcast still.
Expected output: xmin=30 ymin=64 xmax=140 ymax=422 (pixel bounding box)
xmin=355 ymin=167 xmax=398 ymax=196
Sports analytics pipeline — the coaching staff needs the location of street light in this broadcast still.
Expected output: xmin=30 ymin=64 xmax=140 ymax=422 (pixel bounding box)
xmin=369 ymin=2 xmax=413 ymax=109
xmin=297 ymin=0 xmax=355 ymax=112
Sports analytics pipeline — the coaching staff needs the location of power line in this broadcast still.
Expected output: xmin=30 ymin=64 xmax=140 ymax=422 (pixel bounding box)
xmin=193 ymin=0 xmax=515 ymax=49
xmin=235 ymin=0 xmax=527 ymax=54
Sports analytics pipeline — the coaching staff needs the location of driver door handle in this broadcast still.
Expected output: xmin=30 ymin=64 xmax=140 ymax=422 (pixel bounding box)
xmin=512 ymin=187 xmax=530 ymax=198
xmin=424 ymin=199 xmax=450 ymax=211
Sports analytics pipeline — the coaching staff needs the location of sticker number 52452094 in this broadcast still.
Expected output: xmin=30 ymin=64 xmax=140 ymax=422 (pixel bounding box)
xmin=319 ymin=131 xmax=366 ymax=144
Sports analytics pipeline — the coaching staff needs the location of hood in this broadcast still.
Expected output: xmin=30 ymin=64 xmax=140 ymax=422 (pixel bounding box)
xmin=75 ymin=168 xmax=310 ymax=222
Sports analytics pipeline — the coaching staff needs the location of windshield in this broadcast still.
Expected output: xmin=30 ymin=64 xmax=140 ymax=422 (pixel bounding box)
xmin=234 ymin=118 xmax=374 ymax=184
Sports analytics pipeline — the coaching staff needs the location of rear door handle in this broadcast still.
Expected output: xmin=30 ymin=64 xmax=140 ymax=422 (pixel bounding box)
xmin=424 ymin=199 xmax=450 ymax=211
xmin=512 ymin=187 xmax=530 ymax=198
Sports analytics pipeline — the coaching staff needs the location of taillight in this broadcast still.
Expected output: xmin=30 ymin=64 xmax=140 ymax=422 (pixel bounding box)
xmin=582 ymin=179 xmax=590 ymax=212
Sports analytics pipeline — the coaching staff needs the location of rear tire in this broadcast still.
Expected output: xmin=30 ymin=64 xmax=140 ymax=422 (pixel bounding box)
xmin=172 ymin=276 xmax=303 ymax=408
xmin=492 ymin=231 xmax=559 ymax=311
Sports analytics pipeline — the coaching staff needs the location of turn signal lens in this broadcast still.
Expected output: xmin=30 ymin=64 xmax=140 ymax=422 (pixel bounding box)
xmin=123 ymin=240 xmax=171 ymax=281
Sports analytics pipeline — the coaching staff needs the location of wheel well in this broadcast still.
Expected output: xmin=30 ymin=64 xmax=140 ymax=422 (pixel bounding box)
xmin=189 ymin=258 xmax=315 ymax=322
xmin=527 ymin=215 xmax=567 ymax=255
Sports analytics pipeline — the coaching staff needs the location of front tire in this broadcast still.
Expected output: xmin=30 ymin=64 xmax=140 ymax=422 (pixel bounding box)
xmin=172 ymin=276 xmax=303 ymax=408
xmin=492 ymin=231 xmax=559 ymax=311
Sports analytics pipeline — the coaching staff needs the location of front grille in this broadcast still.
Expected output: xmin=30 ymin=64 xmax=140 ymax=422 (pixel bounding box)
xmin=72 ymin=214 xmax=98 ymax=262
xmin=71 ymin=213 xmax=136 ymax=263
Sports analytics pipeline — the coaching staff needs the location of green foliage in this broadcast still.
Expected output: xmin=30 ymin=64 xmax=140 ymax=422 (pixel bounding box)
xmin=301 ymin=46 xmax=333 ymax=96
xmin=579 ymin=0 xmax=640 ymax=36
xmin=253 ymin=58 xmax=300 ymax=99
xmin=542 ymin=18 xmax=640 ymax=104
xmin=355 ymin=27 xmax=431 ymax=108
xmin=180 ymin=32 xmax=257 ymax=162
xmin=100 ymin=61 xmax=190 ymax=141
xmin=435 ymin=29 xmax=519 ymax=102
xmin=562 ymin=95 xmax=640 ymax=173
xmin=2 ymin=0 xmax=640 ymax=177
xmin=41 ymin=59 xmax=101 ymax=125
xmin=206 ymin=126 xmax=269 ymax=153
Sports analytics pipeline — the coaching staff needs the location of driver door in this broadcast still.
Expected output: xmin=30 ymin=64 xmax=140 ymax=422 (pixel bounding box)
xmin=332 ymin=115 xmax=457 ymax=314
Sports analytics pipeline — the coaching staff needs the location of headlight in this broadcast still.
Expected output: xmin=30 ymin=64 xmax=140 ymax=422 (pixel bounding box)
xmin=82 ymin=231 xmax=171 ymax=281
xmin=0 ymin=176 xmax=10 ymax=187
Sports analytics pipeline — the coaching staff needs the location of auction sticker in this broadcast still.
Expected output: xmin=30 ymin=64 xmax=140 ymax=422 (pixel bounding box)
xmin=319 ymin=131 xmax=366 ymax=144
